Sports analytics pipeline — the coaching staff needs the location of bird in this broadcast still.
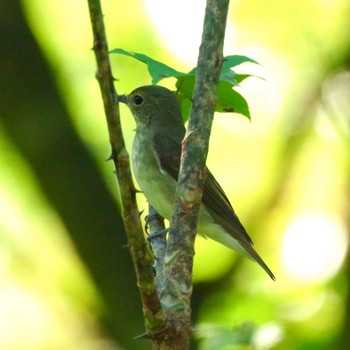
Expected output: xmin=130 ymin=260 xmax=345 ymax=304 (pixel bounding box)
xmin=118 ymin=85 xmax=275 ymax=280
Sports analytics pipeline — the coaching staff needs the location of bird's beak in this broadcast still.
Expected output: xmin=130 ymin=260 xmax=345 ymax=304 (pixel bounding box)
xmin=118 ymin=94 xmax=127 ymax=104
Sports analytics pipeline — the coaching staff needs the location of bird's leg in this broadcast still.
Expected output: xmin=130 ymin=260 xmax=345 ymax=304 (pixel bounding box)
xmin=145 ymin=210 xmax=169 ymax=240
xmin=147 ymin=228 xmax=169 ymax=241
xmin=145 ymin=205 xmax=167 ymax=290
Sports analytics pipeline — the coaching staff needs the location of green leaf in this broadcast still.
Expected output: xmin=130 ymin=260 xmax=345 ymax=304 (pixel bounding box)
xmin=216 ymin=81 xmax=250 ymax=119
xmin=174 ymin=77 xmax=250 ymax=121
xmin=111 ymin=49 xmax=254 ymax=119
xmin=223 ymin=55 xmax=260 ymax=67
xmin=175 ymin=75 xmax=196 ymax=97
xmin=235 ymin=74 xmax=252 ymax=84
xmin=110 ymin=48 xmax=188 ymax=84
xmin=220 ymin=55 xmax=259 ymax=85
xmin=175 ymin=93 xmax=192 ymax=123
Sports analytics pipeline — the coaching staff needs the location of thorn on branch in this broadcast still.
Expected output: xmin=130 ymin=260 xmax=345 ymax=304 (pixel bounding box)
xmin=120 ymin=243 xmax=130 ymax=250
xmin=106 ymin=153 xmax=114 ymax=161
xmin=133 ymin=331 xmax=151 ymax=340
xmin=133 ymin=324 xmax=172 ymax=341
xmin=113 ymin=91 xmax=119 ymax=104
xmin=91 ymin=37 xmax=100 ymax=52
xmin=134 ymin=188 xmax=143 ymax=194
xmin=182 ymin=128 xmax=198 ymax=145
xmin=94 ymin=72 xmax=100 ymax=82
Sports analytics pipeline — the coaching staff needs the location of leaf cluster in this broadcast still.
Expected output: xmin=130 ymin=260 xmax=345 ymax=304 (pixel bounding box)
xmin=111 ymin=48 xmax=260 ymax=121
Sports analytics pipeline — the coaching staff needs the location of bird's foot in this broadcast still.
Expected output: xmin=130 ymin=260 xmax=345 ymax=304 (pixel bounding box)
xmin=147 ymin=228 xmax=169 ymax=242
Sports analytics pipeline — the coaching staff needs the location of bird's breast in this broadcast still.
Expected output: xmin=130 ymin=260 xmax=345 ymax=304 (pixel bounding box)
xmin=132 ymin=130 xmax=176 ymax=219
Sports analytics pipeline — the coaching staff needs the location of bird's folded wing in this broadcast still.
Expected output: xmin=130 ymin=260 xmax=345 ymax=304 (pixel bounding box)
xmin=153 ymin=132 xmax=253 ymax=244
xmin=202 ymin=171 xmax=253 ymax=244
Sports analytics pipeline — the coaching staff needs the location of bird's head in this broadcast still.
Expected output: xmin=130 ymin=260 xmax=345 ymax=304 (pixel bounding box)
xmin=119 ymin=85 xmax=183 ymax=129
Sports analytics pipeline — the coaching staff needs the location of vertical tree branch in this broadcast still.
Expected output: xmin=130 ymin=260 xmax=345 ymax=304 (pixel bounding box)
xmin=87 ymin=0 xmax=165 ymax=336
xmin=159 ymin=0 xmax=231 ymax=347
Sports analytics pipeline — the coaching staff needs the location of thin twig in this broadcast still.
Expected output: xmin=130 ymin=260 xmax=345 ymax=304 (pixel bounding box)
xmin=87 ymin=0 xmax=165 ymax=336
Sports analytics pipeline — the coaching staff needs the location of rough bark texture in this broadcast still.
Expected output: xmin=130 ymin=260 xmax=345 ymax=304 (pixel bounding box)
xmin=158 ymin=0 xmax=231 ymax=348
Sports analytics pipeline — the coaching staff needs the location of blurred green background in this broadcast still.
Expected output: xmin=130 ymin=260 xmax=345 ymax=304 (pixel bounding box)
xmin=0 ymin=0 xmax=349 ymax=349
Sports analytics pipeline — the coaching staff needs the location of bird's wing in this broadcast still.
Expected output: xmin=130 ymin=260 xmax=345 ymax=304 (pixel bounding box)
xmin=152 ymin=131 xmax=277 ymax=280
xmin=202 ymin=170 xmax=253 ymax=244
xmin=152 ymin=131 xmax=252 ymax=244
xmin=152 ymin=131 xmax=182 ymax=181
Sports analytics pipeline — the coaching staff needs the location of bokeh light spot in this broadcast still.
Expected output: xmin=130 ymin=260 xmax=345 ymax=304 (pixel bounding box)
xmin=282 ymin=213 xmax=348 ymax=282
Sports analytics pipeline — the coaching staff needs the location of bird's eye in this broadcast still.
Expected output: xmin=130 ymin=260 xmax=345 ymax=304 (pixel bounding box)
xmin=133 ymin=95 xmax=144 ymax=106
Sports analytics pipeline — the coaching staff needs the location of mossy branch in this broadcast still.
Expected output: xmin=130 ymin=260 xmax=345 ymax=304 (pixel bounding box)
xmin=157 ymin=0 xmax=231 ymax=347
xmin=87 ymin=0 xmax=165 ymax=336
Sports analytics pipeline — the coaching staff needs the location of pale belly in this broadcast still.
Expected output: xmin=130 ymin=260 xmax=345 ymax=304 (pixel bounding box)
xmin=132 ymin=134 xmax=247 ymax=257
xmin=132 ymin=135 xmax=175 ymax=219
